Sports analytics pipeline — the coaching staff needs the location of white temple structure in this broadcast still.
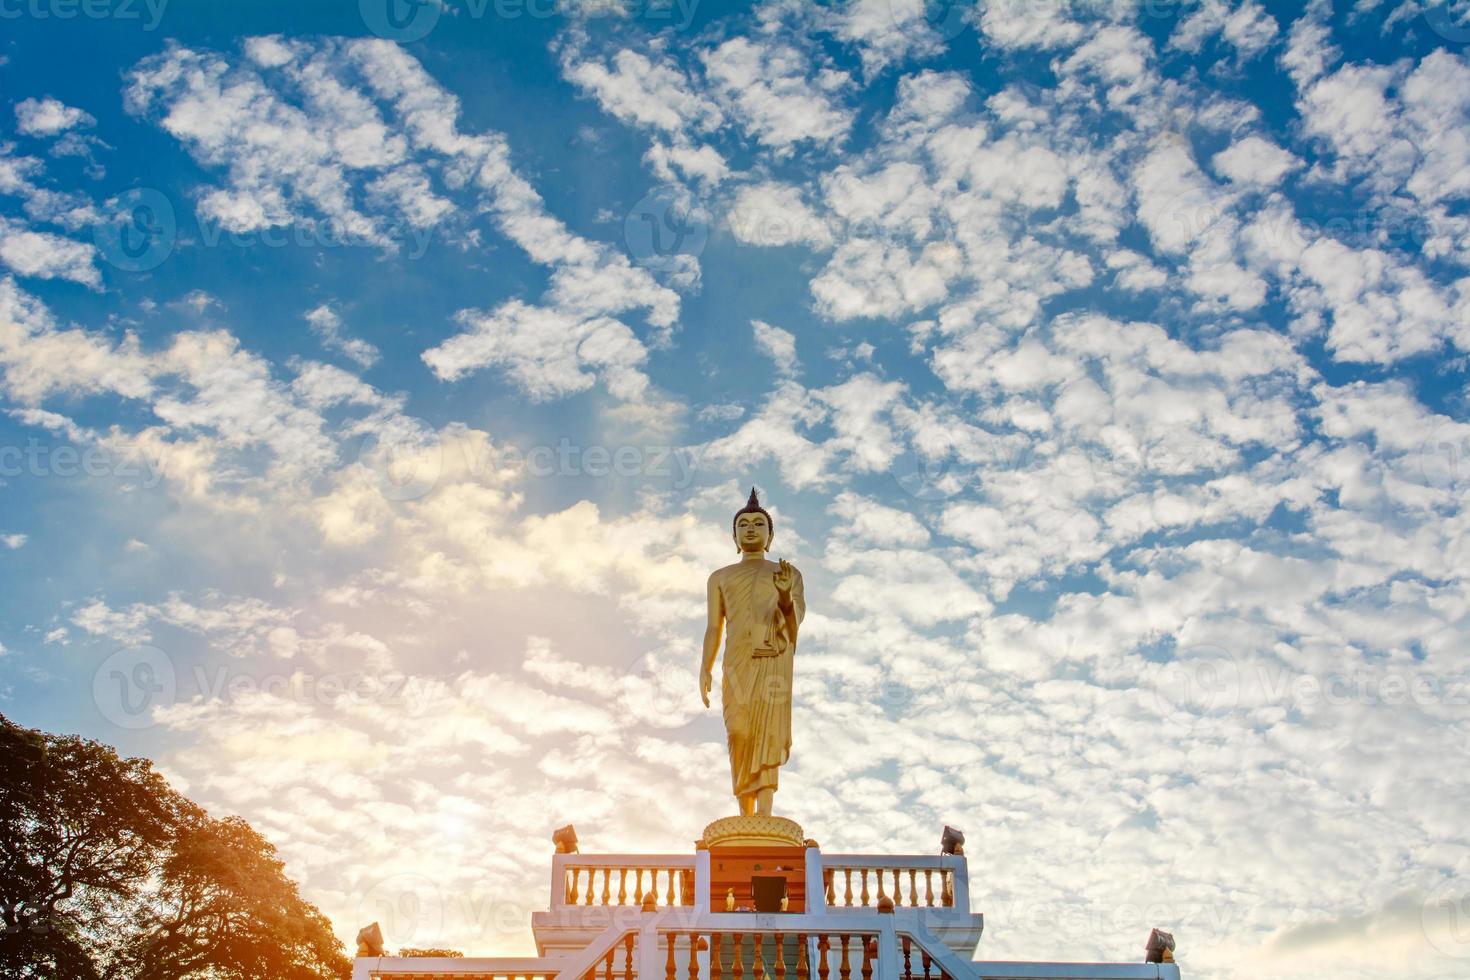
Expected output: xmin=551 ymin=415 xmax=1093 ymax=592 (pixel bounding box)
xmin=351 ymin=832 xmax=1182 ymax=980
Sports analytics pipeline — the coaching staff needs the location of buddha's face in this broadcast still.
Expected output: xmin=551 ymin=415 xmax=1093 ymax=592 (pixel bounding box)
xmin=734 ymin=512 xmax=771 ymax=553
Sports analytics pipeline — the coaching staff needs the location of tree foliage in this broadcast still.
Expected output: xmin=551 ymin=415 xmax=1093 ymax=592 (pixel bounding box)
xmin=0 ymin=713 xmax=350 ymax=980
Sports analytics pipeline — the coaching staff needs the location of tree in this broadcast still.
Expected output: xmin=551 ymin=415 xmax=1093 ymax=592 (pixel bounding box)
xmin=0 ymin=713 xmax=350 ymax=979
xmin=0 ymin=714 xmax=181 ymax=978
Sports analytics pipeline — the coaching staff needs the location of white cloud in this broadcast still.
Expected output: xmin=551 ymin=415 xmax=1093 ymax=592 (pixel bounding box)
xmin=560 ymin=45 xmax=722 ymax=134
xmin=697 ymin=402 xmax=745 ymax=423
xmin=1169 ymin=0 xmax=1279 ymax=60
xmin=1212 ymin=135 xmax=1302 ymax=187
xmin=1106 ymin=249 xmax=1168 ymax=292
xmin=727 ymin=182 xmax=831 ymax=248
xmin=304 ymin=304 xmax=379 ymax=368
xmin=423 ymin=301 xmax=649 ymax=402
xmin=827 ymin=0 xmax=949 ymax=74
xmin=1281 ymin=0 xmax=1339 ymax=87
xmin=0 ymin=217 xmax=100 ymax=288
xmin=701 ymin=37 xmax=854 ymax=153
xmin=128 ymin=39 xmax=682 ymax=401
xmin=0 ymin=277 xmax=152 ymax=403
xmin=751 ymin=319 xmax=799 ymax=378
xmin=974 ymin=0 xmax=1087 ymax=50
xmin=1 ymin=533 xmax=26 ymax=549
xmin=828 ymin=492 xmax=929 ymax=548
xmin=14 ymin=97 xmax=95 ymax=137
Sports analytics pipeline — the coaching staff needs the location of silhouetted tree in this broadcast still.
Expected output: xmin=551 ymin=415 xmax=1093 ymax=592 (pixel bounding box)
xmin=0 ymin=713 xmax=350 ymax=979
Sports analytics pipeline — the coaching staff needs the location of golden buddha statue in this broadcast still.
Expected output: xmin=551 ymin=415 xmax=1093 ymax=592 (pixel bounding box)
xmin=700 ymin=488 xmax=805 ymax=819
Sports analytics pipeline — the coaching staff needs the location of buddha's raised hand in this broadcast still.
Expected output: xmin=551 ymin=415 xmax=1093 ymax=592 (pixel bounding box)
xmin=772 ymin=558 xmax=794 ymax=596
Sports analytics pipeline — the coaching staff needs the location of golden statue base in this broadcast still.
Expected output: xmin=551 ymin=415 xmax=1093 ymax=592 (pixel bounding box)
xmin=699 ymin=815 xmax=805 ymax=849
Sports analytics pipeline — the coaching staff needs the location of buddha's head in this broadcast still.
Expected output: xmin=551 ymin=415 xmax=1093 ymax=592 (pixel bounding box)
xmin=732 ymin=486 xmax=773 ymax=554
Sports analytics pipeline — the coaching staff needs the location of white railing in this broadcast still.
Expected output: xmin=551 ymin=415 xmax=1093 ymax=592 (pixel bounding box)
xmin=628 ymin=910 xmax=1178 ymax=980
xmin=815 ymin=855 xmax=970 ymax=914
xmin=553 ymin=854 xmax=701 ymax=910
xmin=969 ymin=965 xmax=1181 ymax=979
xmin=355 ymin=908 xmax=1179 ymax=980
xmin=358 ymin=957 xmax=559 ymax=979
xmin=354 ymin=921 xmax=640 ymax=980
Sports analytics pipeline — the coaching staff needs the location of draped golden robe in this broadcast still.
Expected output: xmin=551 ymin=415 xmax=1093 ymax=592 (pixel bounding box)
xmin=712 ymin=559 xmax=805 ymax=797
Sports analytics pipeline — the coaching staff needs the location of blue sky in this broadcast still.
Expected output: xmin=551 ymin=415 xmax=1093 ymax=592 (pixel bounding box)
xmin=3 ymin=0 xmax=1470 ymax=976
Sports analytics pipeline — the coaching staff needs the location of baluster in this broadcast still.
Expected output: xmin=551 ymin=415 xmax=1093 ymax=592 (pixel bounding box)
xmin=666 ymin=931 xmax=677 ymax=980
xmin=941 ymin=871 xmax=953 ymax=908
xmin=624 ymin=933 xmax=636 ymax=980
xmin=586 ymin=868 xmax=596 ymax=906
xmin=908 ymin=869 xmax=918 ymax=907
xmin=774 ymin=933 xmax=786 ymax=980
xmin=876 ymin=870 xmax=886 ymax=904
xmin=604 ymin=945 xmax=616 ymax=980
xmin=838 ymin=935 xmax=851 ymax=980
xmin=753 ymin=933 xmax=765 ymax=980
xmin=619 ymin=868 xmax=628 ymax=905
xmin=891 ymin=870 xmax=902 ymax=905
xmin=921 ymin=949 xmax=933 ymax=980
xmin=569 ymin=867 xmax=581 ymax=905
xmin=602 ymin=868 xmax=611 ymax=906
xmin=901 ymin=936 xmax=912 ymax=980
xmin=859 ymin=870 xmax=869 ymax=907
xmin=796 ymin=933 xmax=809 ymax=980
xmin=666 ymin=868 xmax=676 ymax=906
xmin=824 ymin=869 xmax=835 ymax=906
xmin=733 ymin=933 xmax=745 ymax=980
xmin=843 ymin=869 xmax=853 ymax=907
xmin=711 ymin=933 xmax=723 ymax=980
xmin=690 ymin=933 xmax=701 ymax=980
xmin=924 ymin=870 xmax=934 ymax=908
xmin=817 ymin=935 xmax=830 ymax=980
xmin=859 ymin=936 xmax=874 ymax=980
xmin=634 ymin=868 xmax=644 ymax=905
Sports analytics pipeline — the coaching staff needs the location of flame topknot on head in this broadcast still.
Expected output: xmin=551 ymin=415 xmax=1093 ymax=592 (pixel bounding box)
xmin=732 ymin=485 xmax=774 ymax=549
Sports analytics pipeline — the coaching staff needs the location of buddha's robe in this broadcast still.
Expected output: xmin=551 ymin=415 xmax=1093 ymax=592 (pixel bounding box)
xmin=712 ymin=558 xmax=805 ymax=797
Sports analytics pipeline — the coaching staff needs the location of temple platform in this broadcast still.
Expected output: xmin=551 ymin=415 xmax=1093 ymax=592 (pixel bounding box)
xmin=351 ymin=836 xmax=1181 ymax=980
